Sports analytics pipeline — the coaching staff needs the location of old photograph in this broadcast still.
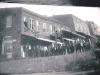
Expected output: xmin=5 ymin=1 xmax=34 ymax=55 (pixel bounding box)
xmin=0 ymin=2 xmax=100 ymax=75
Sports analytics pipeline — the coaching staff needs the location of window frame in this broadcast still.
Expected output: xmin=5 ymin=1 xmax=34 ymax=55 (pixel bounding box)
xmin=2 ymin=36 xmax=13 ymax=54
xmin=43 ymin=23 xmax=47 ymax=32
xmin=36 ymin=20 xmax=39 ymax=32
xmin=6 ymin=16 xmax=12 ymax=28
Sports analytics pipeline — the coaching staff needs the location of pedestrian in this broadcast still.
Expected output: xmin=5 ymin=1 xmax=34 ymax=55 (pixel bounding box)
xmin=80 ymin=40 xmax=84 ymax=52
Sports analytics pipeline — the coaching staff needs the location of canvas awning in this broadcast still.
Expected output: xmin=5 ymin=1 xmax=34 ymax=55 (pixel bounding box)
xmin=38 ymin=38 xmax=63 ymax=44
xmin=62 ymin=30 xmax=85 ymax=38
xmin=76 ymin=32 xmax=97 ymax=39
xmin=95 ymin=35 xmax=100 ymax=40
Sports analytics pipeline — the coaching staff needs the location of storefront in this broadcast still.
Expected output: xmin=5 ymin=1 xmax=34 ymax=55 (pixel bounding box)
xmin=21 ymin=34 xmax=63 ymax=58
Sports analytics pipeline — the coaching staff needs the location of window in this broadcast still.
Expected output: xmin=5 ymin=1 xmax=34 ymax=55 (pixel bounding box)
xmin=6 ymin=16 xmax=12 ymax=28
xmin=43 ymin=23 xmax=47 ymax=32
xmin=29 ymin=18 xmax=33 ymax=30
xmin=32 ymin=19 xmax=35 ymax=30
xmin=23 ymin=16 xmax=27 ymax=22
xmin=50 ymin=25 xmax=53 ymax=34
xmin=94 ymin=27 xmax=97 ymax=30
xmin=57 ymin=27 xmax=60 ymax=32
xmin=52 ymin=25 xmax=55 ymax=33
xmin=84 ymin=28 xmax=87 ymax=34
xmin=54 ymin=26 xmax=57 ymax=31
xmin=80 ymin=26 xmax=83 ymax=32
xmin=78 ymin=26 xmax=81 ymax=31
xmin=23 ymin=16 xmax=28 ymax=28
xmin=36 ymin=20 xmax=39 ymax=31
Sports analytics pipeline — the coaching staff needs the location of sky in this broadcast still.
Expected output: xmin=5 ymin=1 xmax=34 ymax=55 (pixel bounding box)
xmin=0 ymin=2 xmax=100 ymax=26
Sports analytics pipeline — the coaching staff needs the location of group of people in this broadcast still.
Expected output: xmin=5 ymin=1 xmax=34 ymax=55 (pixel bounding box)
xmin=21 ymin=39 xmax=92 ymax=58
xmin=75 ymin=39 xmax=92 ymax=52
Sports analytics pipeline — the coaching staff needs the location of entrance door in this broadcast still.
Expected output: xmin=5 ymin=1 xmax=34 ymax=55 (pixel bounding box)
xmin=2 ymin=36 xmax=13 ymax=58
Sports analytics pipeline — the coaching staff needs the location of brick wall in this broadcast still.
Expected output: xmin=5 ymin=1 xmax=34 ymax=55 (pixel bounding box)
xmin=0 ymin=8 xmax=22 ymax=57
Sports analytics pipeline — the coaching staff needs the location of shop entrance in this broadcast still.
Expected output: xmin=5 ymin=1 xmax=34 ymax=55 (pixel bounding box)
xmin=2 ymin=36 xmax=13 ymax=58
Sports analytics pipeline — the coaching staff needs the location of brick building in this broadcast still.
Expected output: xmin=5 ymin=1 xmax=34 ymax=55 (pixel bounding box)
xmin=0 ymin=7 xmax=85 ymax=59
xmin=51 ymin=14 xmax=91 ymax=36
xmin=51 ymin=14 xmax=98 ymax=46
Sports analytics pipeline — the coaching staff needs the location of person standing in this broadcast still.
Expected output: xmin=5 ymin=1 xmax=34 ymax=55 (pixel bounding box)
xmin=80 ymin=40 xmax=84 ymax=52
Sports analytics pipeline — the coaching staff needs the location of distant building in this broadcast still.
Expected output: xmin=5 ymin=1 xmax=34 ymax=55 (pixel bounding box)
xmin=51 ymin=14 xmax=98 ymax=48
xmin=51 ymin=14 xmax=99 ymax=40
xmin=51 ymin=14 xmax=91 ymax=36
xmin=86 ymin=21 xmax=100 ymax=40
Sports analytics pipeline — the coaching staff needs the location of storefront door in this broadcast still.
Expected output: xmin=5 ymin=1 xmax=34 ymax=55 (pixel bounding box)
xmin=2 ymin=36 xmax=13 ymax=58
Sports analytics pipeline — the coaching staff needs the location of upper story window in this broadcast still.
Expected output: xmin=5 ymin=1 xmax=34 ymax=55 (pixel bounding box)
xmin=94 ymin=27 xmax=97 ymax=30
xmin=23 ymin=16 xmax=27 ymax=22
xmin=80 ymin=26 xmax=83 ymax=32
xmin=50 ymin=25 xmax=53 ymax=34
xmin=84 ymin=28 xmax=87 ymax=34
xmin=6 ymin=16 xmax=12 ymax=28
xmin=23 ymin=16 xmax=28 ymax=28
xmin=29 ymin=18 xmax=33 ymax=30
xmin=36 ymin=20 xmax=39 ymax=31
xmin=29 ymin=18 xmax=36 ymax=31
xmin=57 ymin=26 xmax=60 ymax=32
xmin=54 ymin=26 xmax=57 ymax=31
xmin=43 ymin=23 xmax=47 ymax=32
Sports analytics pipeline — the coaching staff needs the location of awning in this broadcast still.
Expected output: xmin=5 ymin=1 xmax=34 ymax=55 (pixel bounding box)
xmin=38 ymin=38 xmax=55 ymax=43
xmin=95 ymin=35 xmax=100 ymax=40
xmin=62 ymin=38 xmax=75 ymax=41
xmin=76 ymin=32 xmax=97 ymax=39
xmin=71 ymin=32 xmax=86 ymax=38
xmin=38 ymin=38 xmax=63 ymax=44
xmin=62 ymin=30 xmax=85 ymax=38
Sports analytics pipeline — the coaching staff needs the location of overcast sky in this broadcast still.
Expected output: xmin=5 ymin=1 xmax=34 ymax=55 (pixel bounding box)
xmin=0 ymin=2 xmax=100 ymax=26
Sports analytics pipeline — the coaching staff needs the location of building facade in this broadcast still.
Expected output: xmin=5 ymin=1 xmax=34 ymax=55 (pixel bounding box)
xmin=51 ymin=14 xmax=98 ymax=47
xmin=0 ymin=7 xmax=83 ymax=59
xmin=51 ymin=14 xmax=91 ymax=36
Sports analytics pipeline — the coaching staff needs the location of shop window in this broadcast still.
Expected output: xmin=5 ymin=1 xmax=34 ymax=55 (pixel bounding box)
xmin=6 ymin=16 xmax=12 ymax=28
xmin=43 ymin=23 xmax=47 ymax=32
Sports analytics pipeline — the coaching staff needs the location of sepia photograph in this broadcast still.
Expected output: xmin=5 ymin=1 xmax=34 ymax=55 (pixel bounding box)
xmin=0 ymin=2 xmax=100 ymax=75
